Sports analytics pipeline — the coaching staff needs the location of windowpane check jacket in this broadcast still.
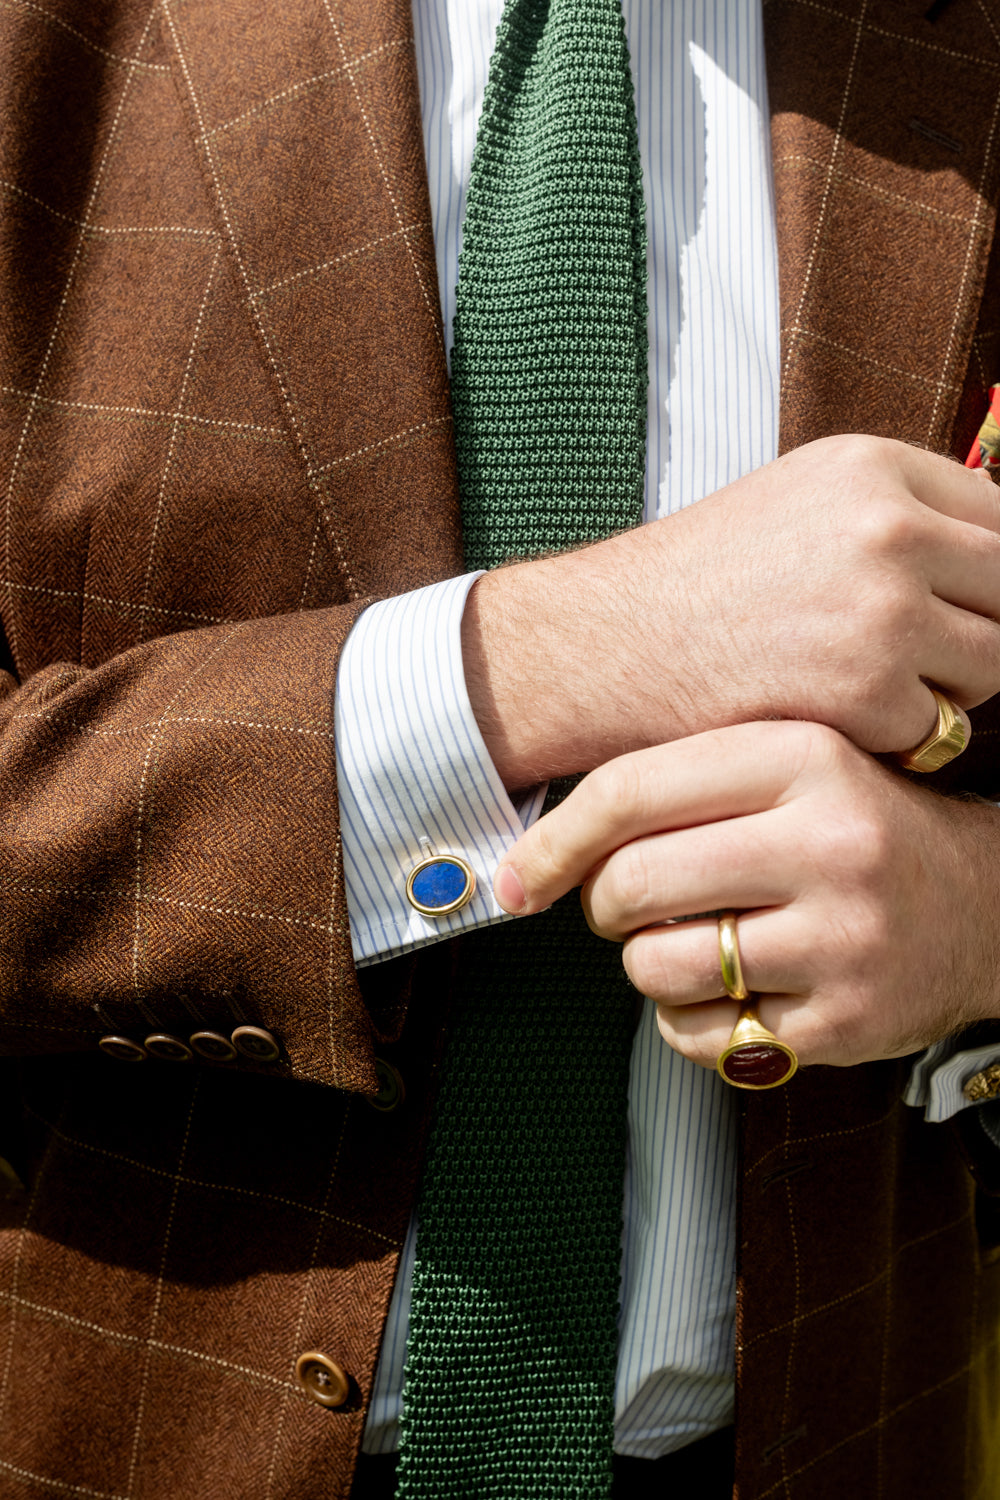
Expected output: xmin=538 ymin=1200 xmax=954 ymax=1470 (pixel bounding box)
xmin=2 ymin=1 xmax=1000 ymax=1495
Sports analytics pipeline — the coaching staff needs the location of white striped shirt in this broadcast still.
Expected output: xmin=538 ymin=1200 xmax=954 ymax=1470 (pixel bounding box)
xmin=335 ymin=0 xmax=980 ymax=1459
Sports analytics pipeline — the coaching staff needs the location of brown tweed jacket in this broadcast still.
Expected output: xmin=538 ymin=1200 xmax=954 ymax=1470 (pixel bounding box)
xmin=2 ymin=0 xmax=1000 ymax=1495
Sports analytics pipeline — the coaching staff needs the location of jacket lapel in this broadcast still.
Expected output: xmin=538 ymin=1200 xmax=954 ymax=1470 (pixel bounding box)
xmin=765 ymin=0 xmax=1000 ymax=457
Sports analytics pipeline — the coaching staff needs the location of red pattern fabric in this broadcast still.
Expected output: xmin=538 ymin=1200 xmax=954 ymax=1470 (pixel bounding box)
xmin=966 ymin=382 xmax=1000 ymax=469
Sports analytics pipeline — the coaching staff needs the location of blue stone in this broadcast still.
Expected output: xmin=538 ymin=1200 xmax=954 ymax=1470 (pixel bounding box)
xmin=409 ymin=858 xmax=471 ymax=912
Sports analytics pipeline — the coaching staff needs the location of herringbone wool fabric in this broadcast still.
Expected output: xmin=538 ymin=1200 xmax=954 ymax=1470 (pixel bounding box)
xmin=1 ymin=0 xmax=1000 ymax=1495
xmin=398 ymin=3 xmax=645 ymax=1493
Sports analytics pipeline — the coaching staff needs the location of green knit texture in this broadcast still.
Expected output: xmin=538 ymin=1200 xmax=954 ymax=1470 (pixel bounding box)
xmin=398 ymin=905 xmax=636 ymax=1498
xmin=452 ymin=0 xmax=648 ymax=573
xmin=397 ymin=2 xmax=647 ymax=1495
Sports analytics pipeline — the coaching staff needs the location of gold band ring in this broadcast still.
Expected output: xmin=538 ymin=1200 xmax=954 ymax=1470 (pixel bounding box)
xmin=715 ymin=912 xmax=798 ymax=1091
xmin=718 ymin=911 xmax=749 ymax=1002
xmin=897 ymin=689 xmax=969 ymax=774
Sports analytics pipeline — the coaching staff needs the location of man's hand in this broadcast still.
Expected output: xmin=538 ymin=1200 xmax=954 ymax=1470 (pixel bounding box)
xmin=463 ymin=435 xmax=1000 ymax=789
xmin=493 ymin=720 xmax=1000 ymax=1068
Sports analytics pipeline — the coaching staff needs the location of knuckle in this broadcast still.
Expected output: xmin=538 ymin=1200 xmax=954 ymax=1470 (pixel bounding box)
xmin=525 ymin=815 xmax=567 ymax=891
xmin=622 ymin=941 xmax=664 ymax=1000
xmin=816 ymin=809 xmax=891 ymax=887
xmin=606 ymin=840 xmax=656 ymax=919
xmin=798 ymin=719 xmax=845 ymax=759
xmin=843 ymin=894 xmax=893 ymax=961
xmin=870 ymin=575 xmax=922 ymax=639
xmin=968 ymin=467 xmax=1000 ymax=532
xmin=588 ymin=753 xmax=647 ymax=829
xmin=780 ymin=718 xmax=851 ymax=779
xmin=848 ymin=815 xmax=895 ymax=887
xmin=853 ymin=498 xmax=918 ymax=561
xmin=960 ymin=618 xmax=1000 ymax=700
xmin=818 ymin=431 xmax=892 ymax=472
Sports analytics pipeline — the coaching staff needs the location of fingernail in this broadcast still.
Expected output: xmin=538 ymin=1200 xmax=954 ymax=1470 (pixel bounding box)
xmin=494 ymin=864 xmax=526 ymax=914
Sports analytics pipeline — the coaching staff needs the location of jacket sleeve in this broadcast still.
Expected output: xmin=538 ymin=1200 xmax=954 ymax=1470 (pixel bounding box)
xmin=0 ymin=601 xmax=393 ymax=1094
xmin=0 ymin=0 xmax=463 ymax=1095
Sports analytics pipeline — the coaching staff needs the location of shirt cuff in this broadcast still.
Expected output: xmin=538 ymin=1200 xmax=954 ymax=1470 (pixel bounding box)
xmin=334 ymin=573 xmax=547 ymax=966
xmin=903 ymin=1039 xmax=1000 ymax=1123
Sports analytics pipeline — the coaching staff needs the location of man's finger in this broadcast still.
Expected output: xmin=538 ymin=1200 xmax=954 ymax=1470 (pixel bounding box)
xmin=654 ymin=993 xmax=807 ymax=1071
xmin=916 ymin=598 xmax=1000 ymax=711
xmin=922 ymin=514 xmax=1000 ymax=624
xmin=620 ymin=904 xmax=827 ymax=1008
xmin=493 ymin=720 xmax=829 ymax=915
xmin=580 ymin=811 xmax=794 ymax=939
xmin=899 ymin=442 xmax=1000 ymax=531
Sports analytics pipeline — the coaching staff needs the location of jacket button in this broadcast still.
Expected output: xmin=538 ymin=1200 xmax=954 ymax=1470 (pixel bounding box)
xmin=144 ymin=1033 xmax=193 ymax=1063
xmin=231 ymin=1025 xmax=280 ymax=1063
xmin=190 ymin=1030 xmax=237 ymax=1063
xmin=367 ymin=1059 xmax=405 ymax=1113
xmin=98 ymin=1035 xmax=147 ymax=1063
xmin=0 ymin=1157 xmax=25 ymax=1196
xmin=294 ymin=1351 xmax=350 ymax=1409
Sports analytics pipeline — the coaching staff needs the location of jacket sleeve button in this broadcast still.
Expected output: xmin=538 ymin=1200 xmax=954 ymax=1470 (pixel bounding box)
xmin=0 ymin=1157 xmax=24 ymax=1197
xmin=231 ymin=1026 xmax=280 ymax=1063
xmin=190 ymin=1031 xmax=238 ymax=1063
xmin=98 ymin=1036 xmax=147 ymax=1063
xmin=144 ymin=1034 xmax=193 ymax=1063
xmin=294 ymin=1351 xmax=350 ymax=1409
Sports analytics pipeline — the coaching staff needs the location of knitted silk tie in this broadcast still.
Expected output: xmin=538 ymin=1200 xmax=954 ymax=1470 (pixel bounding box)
xmin=397 ymin=3 xmax=647 ymax=1495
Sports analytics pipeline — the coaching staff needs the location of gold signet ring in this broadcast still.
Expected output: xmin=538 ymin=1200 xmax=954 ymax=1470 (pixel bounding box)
xmin=897 ymin=689 xmax=969 ymax=774
xmin=716 ymin=912 xmax=798 ymax=1091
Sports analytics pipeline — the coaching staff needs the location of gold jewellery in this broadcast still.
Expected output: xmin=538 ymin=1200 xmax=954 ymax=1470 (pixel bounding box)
xmin=712 ymin=692 xmax=965 ymax=1090
xmin=897 ymin=689 xmax=968 ymax=774
xmin=715 ymin=911 xmax=798 ymax=1091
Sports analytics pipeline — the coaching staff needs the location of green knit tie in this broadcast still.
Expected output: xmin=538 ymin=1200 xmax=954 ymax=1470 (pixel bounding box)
xmin=397 ymin=3 xmax=647 ymax=1495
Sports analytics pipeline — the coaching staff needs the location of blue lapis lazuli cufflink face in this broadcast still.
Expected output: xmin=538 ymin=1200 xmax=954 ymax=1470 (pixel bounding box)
xmin=405 ymin=855 xmax=476 ymax=917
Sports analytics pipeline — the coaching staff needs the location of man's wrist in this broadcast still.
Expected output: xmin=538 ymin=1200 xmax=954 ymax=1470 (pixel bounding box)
xmin=460 ymin=531 xmax=675 ymax=790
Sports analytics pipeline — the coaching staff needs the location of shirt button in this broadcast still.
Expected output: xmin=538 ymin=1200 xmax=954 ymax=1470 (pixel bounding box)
xmin=190 ymin=1031 xmax=238 ymax=1064
xmin=98 ymin=1036 xmax=147 ymax=1063
xmin=405 ymin=854 xmax=476 ymax=916
xmin=294 ymin=1351 xmax=350 ymax=1409
xmin=144 ymin=1033 xmax=193 ymax=1063
xmin=231 ymin=1025 xmax=281 ymax=1063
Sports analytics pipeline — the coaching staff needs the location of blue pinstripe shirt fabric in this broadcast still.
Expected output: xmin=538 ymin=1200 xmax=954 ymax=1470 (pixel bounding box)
xmin=335 ymin=0 xmax=980 ymax=1460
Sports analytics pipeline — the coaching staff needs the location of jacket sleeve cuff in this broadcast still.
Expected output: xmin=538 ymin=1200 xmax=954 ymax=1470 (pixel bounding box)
xmin=334 ymin=573 xmax=547 ymax=965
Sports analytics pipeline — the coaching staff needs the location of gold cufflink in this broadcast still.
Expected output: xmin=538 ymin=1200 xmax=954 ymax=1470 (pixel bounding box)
xmin=963 ymin=1063 xmax=1000 ymax=1103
